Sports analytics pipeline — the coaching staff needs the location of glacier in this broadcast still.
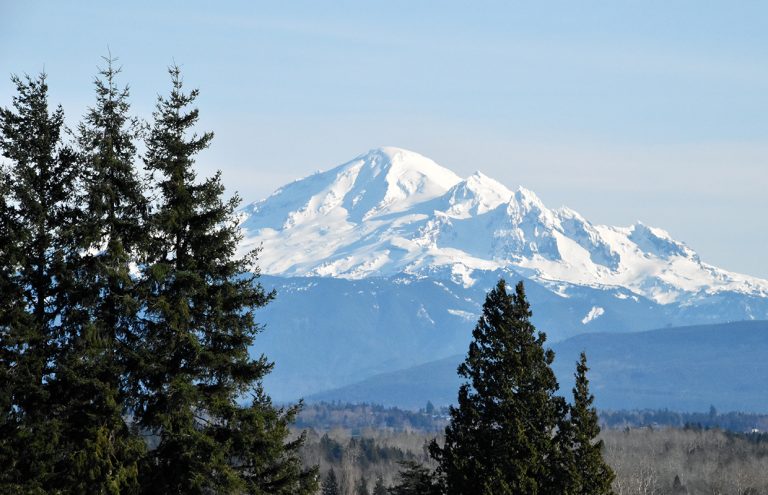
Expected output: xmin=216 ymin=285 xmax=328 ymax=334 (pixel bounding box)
xmin=240 ymin=146 xmax=768 ymax=305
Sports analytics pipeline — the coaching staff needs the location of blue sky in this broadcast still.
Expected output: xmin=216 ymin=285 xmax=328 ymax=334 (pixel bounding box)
xmin=2 ymin=1 xmax=767 ymax=277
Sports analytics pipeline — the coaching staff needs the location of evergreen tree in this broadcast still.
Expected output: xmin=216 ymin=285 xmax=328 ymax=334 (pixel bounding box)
xmin=0 ymin=160 xmax=28 ymax=490
xmin=224 ymin=389 xmax=317 ymax=494
xmin=321 ymin=469 xmax=340 ymax=495
xmin=567 ymin=352 xmax=615 ymax=494
xmin=51 ymin=56 xmax=148 ymax=494
xmin=0 ymin=72 xmax=80 ymax=492
xmin=133 ymin=66 xmax=315 ymax=494
xmin=671 ymin=475 xmax=687 ymax=494
xmin=356 ymin=477 xmax=370 ymax=495
xmin=430 ymin=279 xmax=566 ymax=494
xmin=388 ymin=462 xmax=442 ymax=495
xmin=372 ymin=475 xmax=387 ymax=495
xmin=551 ymin=394 xmax=577 ymax=493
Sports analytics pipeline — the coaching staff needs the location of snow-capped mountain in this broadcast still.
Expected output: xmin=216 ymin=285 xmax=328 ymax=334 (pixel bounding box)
xmin=240 ymin=146 xmax=768 ymax=306
xmin=239 ymin=147 xmax=768 ymax=403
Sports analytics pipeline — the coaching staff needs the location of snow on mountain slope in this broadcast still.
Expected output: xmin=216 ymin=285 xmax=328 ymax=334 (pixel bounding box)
xmin=240 ymin=147 xmax=768 ymax=305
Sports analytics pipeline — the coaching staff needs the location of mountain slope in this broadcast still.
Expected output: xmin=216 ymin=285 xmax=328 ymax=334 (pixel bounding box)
xmin=241 ymin=147 xmax=768 ymax=306
xmin=256 ymin=273 xmax=768 ymax=403
xmin=305 ymin=321 xmax=768 ymax=412
xmin=241 ymin=147 xmax=768 ymax=405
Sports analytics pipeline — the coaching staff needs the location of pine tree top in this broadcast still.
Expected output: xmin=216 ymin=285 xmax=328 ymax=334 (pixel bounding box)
xmin=434 ymin=279 xmax=567 ymax=494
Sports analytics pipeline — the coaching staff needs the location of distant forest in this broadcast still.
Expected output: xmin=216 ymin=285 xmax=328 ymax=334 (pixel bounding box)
xmin=296 ymin=403 xmax=768 ymax=493
xmin=297 ymin=421 xmax=768 ymax=495
xmin=297 ymin=402 xmax=768 ymax=434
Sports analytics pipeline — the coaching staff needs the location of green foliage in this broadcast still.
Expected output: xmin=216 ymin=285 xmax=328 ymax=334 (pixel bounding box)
xmin=225 ymin=391 xmax=318 ymax=494
xmin=133 ymin=65 xmax=315 ymax=494
xmin=0 ymin=71 xmax=79 ymax=492
xmin=319 ymin=434 xmax=345 ymax=463
xmin=373 ymin=476 xmax=388 ymax=495
xmin=382 ymin=279 xmax=616 ymax=494
xmin=565 ymin=352 xmax=615 ymax=494
xmin=0 ymin=62 xmax=317 ymax=494
xmin=430 ymin=279 xmax=566 ymax=494
xmin=51 ymin=55 xmax=148 ymax=495
xmin=601 ymin=408 xmax=768 ymax=432
xmin=0 ymin=167 xmax=21 ymax=487
xmin=295 ymin=402 xmax=448 ymax=433
xmin=321 ymin=468 xmax=340 ymax=495
xmin=356 ymin=477 xmax=370 ymax=495
xmin=300 ymin=422 xmax=768 ymax=495
xmin=388 ymin=461 xmax=442 ymax=495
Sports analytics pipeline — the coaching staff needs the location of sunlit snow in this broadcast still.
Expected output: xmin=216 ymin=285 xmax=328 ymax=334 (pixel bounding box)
xmin=581 ymin=306 xmax=606 ymax=324
xmin=239 ymin=147 xmax=768 ymax=305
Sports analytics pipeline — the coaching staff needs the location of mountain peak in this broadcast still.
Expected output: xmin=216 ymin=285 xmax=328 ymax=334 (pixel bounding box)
xmin=629 ymin=222 xmax=694 ymax=259
xmin=443 ymin=171 xmax=512 ymax=217
xmin=352 ymin=147 xmax=461 ymax=185
xmin=240 ymin=148 xmax=768 ymax=303
xmin=466 ymin=170 xmax=508 ymax=191
xmin=375 ymin=146 xmax=424 ymax=160
xmin=514 ymin=186 xmax=544 ymax=207
xmin=338 ymin=147 xmax=461 ymax=220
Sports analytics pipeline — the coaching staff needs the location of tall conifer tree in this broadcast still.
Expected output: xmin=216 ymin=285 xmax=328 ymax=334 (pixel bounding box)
xmin=134 ymin=66 xmax=315 ymax=494
xmin=430 ymin=279 xmax=566 ymax=494
xmin=0 ymin=163 xmax=28 ymax=489
xmin=389 ymin=462 xmax=442 ymax=495
xmin=356 ymin=477 xmax=370 ymax=495
xmin=321 ymin=469 xmax=340 ymax=495
xmin=372 ymin=476 xmax=387 ymax=495
xmin=50 ymin=57 xmax=148 ymax=494
xmin=0 ymin=73 xmax=80 ymax=492
xmin=566 ymin=352 xmax=615 ymax=495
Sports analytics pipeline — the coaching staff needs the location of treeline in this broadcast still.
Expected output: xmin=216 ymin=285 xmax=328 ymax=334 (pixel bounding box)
xmin=300 ymin=428 xmax=434 ymax=494
xmin=295 ymin=402 xmax=450 ymax=433
xmin=602 ymin=408 xmax=768 ymax=432
xmin=0 ymin=60 xmax=316 ymax=493
xmin=604 ymin=427 xmax=768 ymax=494
xmin=296 ymin=427 xmax=768 ymax=495
xmin=297 ymin=403 xmax=768 ymax=435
